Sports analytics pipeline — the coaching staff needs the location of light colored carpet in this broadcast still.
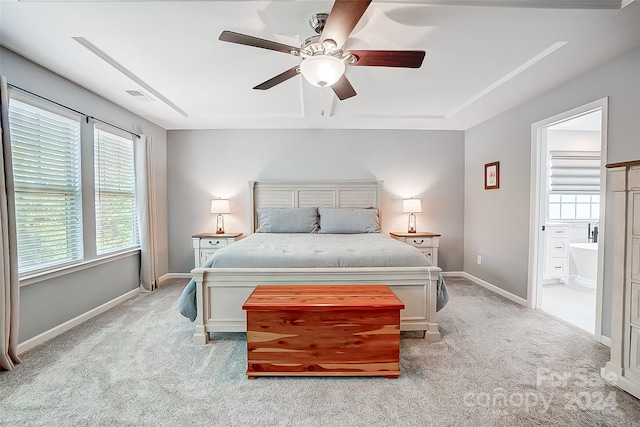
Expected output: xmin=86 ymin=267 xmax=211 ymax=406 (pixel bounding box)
xmin=1 ymin=277 xmax=639 ymax=426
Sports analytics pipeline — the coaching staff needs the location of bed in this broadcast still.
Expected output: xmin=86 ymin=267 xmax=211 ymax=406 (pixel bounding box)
xmin=179 ymin=180 xmax=447 ymax=344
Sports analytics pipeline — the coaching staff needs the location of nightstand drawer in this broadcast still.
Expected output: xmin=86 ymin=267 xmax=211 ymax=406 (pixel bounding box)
xmin=192 ymin=233 xmax=242 ymax=268
xmin=402 ymin=237 xmax=439 ymax=248
xmin=200 ymin=238 xmax=229 ymax=249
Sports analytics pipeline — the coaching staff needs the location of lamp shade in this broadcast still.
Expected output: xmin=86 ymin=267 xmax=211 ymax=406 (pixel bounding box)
xmin=210 ymin=199 xmax=230 ymax=214
xmin=299 ymin=55 xmax=346 ymax=88
xmin=402 ymin=198 xmax=422 ymax=213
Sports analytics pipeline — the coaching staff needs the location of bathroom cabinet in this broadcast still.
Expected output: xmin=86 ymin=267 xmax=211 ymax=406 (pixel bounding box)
xmin=602 ymin=161 xmax=640 ymax=399
xmin=543 ymin=224 xmax=570 ymax=285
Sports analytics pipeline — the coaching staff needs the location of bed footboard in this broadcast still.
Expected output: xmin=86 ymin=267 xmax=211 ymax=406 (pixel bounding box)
xmin=191 ymin=266 xmax=442 ymax=345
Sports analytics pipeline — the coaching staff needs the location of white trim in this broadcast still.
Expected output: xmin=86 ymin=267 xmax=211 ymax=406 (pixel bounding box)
xmin=160 ymin=272 xmax=192 ymax=282
xmin=461 ymin=272 xmax=528 ymax=306
xmin=600 ymin=335 xmax=611 ymax=347
xmin=17 ymin=288 xmax=139 ymax=355
xmin=72 ymin=37 xmax=188 ymax=118
xmin=19 ymin=249 xmax=141 ymax=287
xmin=527 ymin=97 xmax=608 ymax=338
xmin=441 ymin=271 xmax=465 ymax=277
xmin=447 ymin=42 xmax=566 ymax=118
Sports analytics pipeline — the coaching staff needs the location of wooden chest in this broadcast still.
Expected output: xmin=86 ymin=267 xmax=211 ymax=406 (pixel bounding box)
xmin=242 ymin=284 xmax=404 ymax=379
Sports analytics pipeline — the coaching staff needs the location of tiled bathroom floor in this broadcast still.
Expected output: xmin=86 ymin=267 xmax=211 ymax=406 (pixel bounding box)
xmin=541 ymin=278 xmax=597 ymax=334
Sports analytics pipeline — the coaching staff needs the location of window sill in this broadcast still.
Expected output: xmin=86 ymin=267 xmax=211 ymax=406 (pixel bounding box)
xmin=19 ymin=248 xmax=141 ymax=287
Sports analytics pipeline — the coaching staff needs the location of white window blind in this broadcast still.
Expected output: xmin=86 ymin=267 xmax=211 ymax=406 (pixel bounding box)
xmin=8 ymin=99 xmax=83 ymax=273
xmin=549 ymin=151 xmax=601 ymax=194
xmin=94 ymin=128 xmax=139 ymax=254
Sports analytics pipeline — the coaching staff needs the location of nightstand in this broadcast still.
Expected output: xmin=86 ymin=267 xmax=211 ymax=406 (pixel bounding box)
xmin=192 ymin=232 xmax=242 ymax=268
xmin=390 ymin=231 xmax=441 ymax=267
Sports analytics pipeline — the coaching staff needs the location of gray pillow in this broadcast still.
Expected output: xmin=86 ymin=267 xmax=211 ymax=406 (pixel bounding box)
xmin=256 ymin=207 xmax=319 ymax=233
xmin=318 ymin=207 xmax=381 ymax=234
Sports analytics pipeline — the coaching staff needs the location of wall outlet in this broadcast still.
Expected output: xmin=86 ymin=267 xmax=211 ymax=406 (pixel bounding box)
xmin=477 ymin=255 xmax=482 ymax=265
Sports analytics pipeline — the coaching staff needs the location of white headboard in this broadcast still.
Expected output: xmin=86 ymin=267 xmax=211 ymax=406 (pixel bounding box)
xmin=248 ymin=180 xmax=383 ymax=232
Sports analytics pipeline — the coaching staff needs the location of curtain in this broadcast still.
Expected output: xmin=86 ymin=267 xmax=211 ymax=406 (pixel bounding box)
xmin=0 ymin=76 xmax=21 ymax=371
xmin=134 ymin=135 xmax=158 ymax=292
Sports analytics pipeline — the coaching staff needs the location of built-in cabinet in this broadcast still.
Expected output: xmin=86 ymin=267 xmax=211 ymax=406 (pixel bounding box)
xmin=602 ymin=161 xmax=640 ymax=399
xmin=543 ymin=224 xmax=570 ymax=284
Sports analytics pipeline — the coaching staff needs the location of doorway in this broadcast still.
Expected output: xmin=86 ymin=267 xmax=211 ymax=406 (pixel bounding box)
xmin=528 ymin=98 xmax=608 ymax=341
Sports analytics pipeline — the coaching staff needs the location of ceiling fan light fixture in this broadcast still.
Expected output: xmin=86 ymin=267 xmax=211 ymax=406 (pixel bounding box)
xmin=299 ymin=55 xmax=345 ymax=87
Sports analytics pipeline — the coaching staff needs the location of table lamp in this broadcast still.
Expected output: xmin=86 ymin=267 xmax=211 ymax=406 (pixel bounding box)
xmin=210 ymin=198 xmax=230 ymax=234
xmin=402 ymin=198 xmax=422 ymax=234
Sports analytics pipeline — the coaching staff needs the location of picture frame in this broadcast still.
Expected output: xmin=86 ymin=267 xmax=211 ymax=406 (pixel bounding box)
xmin=484 ymin=161 xmax=500 ymax=190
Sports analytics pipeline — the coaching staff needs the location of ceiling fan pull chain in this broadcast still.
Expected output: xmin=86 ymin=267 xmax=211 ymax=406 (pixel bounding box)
xmin=320 ymin=87 xmax=325 ymax=116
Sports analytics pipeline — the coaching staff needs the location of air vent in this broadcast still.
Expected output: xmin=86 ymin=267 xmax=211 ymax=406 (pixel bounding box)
xmin=126 ymin=89 xmax=155 ymax=102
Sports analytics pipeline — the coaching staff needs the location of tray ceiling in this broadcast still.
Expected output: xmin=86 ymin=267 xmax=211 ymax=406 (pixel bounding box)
xmin=1 ymin=0 xmax=639 ymax=130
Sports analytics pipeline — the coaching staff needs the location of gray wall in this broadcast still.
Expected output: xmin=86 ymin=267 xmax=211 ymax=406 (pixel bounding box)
xmin=464 ymin=48 xmax=640 ymax=337
xmin=167 ymin=129 xmax=465 ymax=273
xmin=1 ymin=47 xmax=170 ymax=343
xmin=19 ymin=255 xmax=140 ymax=342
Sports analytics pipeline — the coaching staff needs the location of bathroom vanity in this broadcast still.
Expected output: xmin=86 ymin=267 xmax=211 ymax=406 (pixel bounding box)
xmin=544 ymin=224 xmax=570 ymax=285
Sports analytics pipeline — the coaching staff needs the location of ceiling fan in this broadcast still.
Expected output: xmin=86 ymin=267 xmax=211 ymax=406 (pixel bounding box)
xmin=218 ymin=0 xmax=426 ymax=101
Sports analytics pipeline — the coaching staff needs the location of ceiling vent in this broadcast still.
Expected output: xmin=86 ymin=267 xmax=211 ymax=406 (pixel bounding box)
xmin=126 ymin=89 xmax=155 ymax=102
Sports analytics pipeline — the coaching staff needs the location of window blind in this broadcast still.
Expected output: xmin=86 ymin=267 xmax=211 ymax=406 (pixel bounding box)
xmin=8 ymin=99 xmax=83 ymax=273
xmin=549 ymin=151 xmax=601 ymax=194
xmin=94 ymin=128 xmax=139 ymax=254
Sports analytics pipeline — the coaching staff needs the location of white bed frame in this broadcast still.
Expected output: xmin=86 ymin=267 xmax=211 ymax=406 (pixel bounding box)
xmin=191 ymin=180 xmax=442 ymax=344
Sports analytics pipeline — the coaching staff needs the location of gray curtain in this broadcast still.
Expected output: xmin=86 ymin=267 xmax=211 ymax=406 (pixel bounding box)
xmin=0 ymin=76 xmax=21 ymax=371
xmin=135 ymin=135 xmax=158 ymax=292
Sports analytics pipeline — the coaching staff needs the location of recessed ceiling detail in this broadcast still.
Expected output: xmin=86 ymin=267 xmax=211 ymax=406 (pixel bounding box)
xmin=72 ymin=37 xmax=188 ymax=117
xmin=0 ymin=2 xmax=637 ymax=130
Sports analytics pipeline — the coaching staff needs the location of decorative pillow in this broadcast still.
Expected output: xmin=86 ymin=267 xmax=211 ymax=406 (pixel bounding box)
xmin=318 ymin=207 xmax=381 ymax=234
xmin=256 ymin=207 xmax=319 ymax=233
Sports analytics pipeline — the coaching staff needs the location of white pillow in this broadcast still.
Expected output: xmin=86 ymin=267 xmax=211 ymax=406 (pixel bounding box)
xmin=256 ymin=207 xmax=319 ymax=233
xmin=318 ymin=207 xmax=381 ymax=234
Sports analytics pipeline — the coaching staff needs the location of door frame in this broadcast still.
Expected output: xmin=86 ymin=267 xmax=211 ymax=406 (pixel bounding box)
xmin=527 ymin=97 xmax=608 ymax=344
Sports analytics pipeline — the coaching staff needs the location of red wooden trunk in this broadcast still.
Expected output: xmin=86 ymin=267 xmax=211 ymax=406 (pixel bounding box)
xmin=242 ymin=284 xmax=404 ymax=379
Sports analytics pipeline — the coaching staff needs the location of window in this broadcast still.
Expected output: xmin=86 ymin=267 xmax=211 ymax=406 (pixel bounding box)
xmin=8 ymin=99 xmax=83 ymax=273
xmin=548 ymin=151 xmax=601 ymax=221
xmin=94 ymin=128 xmax=139 ymax=254
xmin=8 ymin=95 xmax=141 ymax=276
xmin=548 ymin=194 xmax=600 ymax=221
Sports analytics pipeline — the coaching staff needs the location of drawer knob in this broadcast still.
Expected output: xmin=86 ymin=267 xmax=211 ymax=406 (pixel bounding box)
xmin=413 ymin=239 xmax=424 ymax=244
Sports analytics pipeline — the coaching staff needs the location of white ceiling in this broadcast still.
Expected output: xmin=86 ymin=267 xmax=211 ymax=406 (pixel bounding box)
xmin=1 ymin=0 xmax=639 ymax=131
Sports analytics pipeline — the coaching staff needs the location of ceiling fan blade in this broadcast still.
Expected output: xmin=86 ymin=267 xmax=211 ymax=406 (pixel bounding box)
xmin=331 ymin=75 xmax=357 ymax=101
xmin=346 ymin=50 xmax=426 ymax=68
xmin=219 ymin=30 xmax=301 ymax=56
xmin=253 ymin=66 xmax=300 ymax=90
xmin=320 ymin=0 xmax=372 ymax=48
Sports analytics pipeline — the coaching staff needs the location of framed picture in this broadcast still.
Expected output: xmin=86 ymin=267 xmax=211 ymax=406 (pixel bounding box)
xmin=484 ymin=161 xmax=500 ymax=190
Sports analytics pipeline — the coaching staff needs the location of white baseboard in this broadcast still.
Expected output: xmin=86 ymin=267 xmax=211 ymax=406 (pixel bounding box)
xmin=159 ymin=273 xmax=192 ymax=283
xmin=441 ymin=271 xmax=464 ymax=277
xmin=461 ymin=272 xmax=528 ymax=307
xmin=17 ymin=288 xmax=139 ymax=355
xmin=599 ymin=335 xmax=611 ymax=347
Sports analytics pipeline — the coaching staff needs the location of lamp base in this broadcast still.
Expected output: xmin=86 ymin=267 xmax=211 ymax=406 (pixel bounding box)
xmin=408 ymin=213 xmax=417 ymax=233
xmin=216 ymin=214 xmax=225 ymax=234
